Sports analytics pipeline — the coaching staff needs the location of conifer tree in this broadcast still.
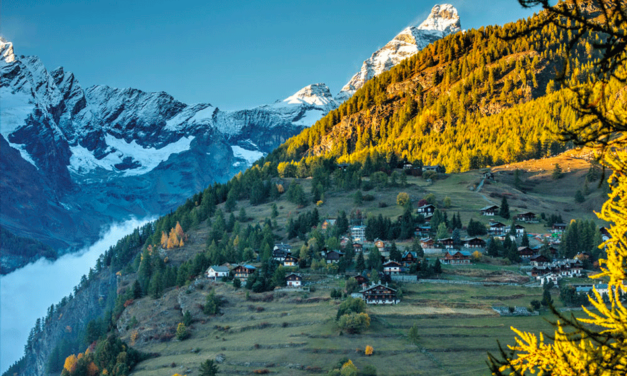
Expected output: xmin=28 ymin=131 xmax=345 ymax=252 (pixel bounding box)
xmin=499 ymin=197 xmax=510 ymax=219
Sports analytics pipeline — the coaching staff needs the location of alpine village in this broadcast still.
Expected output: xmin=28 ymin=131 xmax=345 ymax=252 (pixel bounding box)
xmin=3 ymin=1 xmax=627 ymax=376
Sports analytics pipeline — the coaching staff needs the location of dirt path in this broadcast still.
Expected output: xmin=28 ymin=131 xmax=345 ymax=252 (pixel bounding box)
xmin=475 ymin=176 xmax=496 ymax=205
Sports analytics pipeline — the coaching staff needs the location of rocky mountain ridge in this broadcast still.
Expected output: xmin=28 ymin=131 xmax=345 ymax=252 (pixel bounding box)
xmin=336 ymin=4 xmax=461 ymax=101
xmin=0 ymin=38 xmax=331 ymax=272
xmin=0 ymin=3 xmax=460 ymax=272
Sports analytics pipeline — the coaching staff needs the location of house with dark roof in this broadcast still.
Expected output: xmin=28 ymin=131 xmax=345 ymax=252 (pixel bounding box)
xmin=286 ymin=273 xmax=303 ymax=287
xmin=441 ymin=250 xmax=472 ymax=265
xmin=480 ymin=205 xmax=499 ymax=216
xmin=515 ymin=212 xmax=537 ymax=223
xmin=360 ymin=283 xmax=400 ymax=305
xmin=417 ymin=204 xmax=436 ymax=215
xmin=382 ymin=261 xmax=402 ymax=275
xmin=489 ymin=221 xmax=507 ymax=234
xmin=401 ymin=251 xmax=418 ymax=266
xmin=325 ymin=250 xmax=344 ymax=264
xmin=462 ymin=237 xmax=486 ymax=248
xmin=233 ymin=265 xmax=256 ymax=281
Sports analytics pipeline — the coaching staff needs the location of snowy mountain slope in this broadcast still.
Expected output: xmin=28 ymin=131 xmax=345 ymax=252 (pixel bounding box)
xmin=336 ymin=4 xmax=461 ymax=102
xmin=0 ymin=37 xmax=327 ymax=271
xmin=0 ymin=2 xmax=458 ymax=272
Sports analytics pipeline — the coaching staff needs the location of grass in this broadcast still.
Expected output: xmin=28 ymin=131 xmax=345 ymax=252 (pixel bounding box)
xmin=123 ymin=278 xmax=569 ymax=376
xmin=121 ymin=151 xmax=605 ymax=375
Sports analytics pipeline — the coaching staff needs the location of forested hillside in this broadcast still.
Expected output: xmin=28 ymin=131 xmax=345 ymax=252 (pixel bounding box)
xmin=264 ymin=10 xmax=603 ymax=172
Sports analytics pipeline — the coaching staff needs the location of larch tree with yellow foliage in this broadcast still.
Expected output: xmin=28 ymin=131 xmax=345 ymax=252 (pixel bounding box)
xmin=488 ymin=1 xmax=627 ymax=375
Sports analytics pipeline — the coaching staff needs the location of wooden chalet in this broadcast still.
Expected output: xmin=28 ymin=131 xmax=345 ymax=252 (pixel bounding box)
xmin=233 ymin=265 xmax=256 ymax=281
xmin=353 ymin=243 xmax=363 ymax=252
xmin=286 ymin=273 xmax=303 ymax=287
xmin=283 ymin=255 xmax=298 ymax=267
xmin=272 ymin=243 xmax=291 ymax=261
xmin=440 ymin=237 xmax=455 ymax=249
xmin=441 ymin=250 xmax=471 ymax=265
xmin=382 ymin=261 xmax=402 ymax=275
xmin=416 ymin=204 xmax=436 ymax=215
xmin=420 ymin=238 xmax=435 ymax=249
xmin=325 ymin=250 xmax=344 ymax=264
xmin=515 ymin=212 xmax=537 ymax=223
xmin=514 ymin=224 xmax=526 ymax=237
xmin=415 ymin=225 xmax=431 ymax=237
xmin=480 ymin=205 xmax=500 ymax=216
xmin=360 ymin=283 xmax=400 ymax=305
xmin=489 ymin=221 xmax=506 ymax=234
xmin=552 ymin=223 xmax=567 ymax=233
xmin=463 ymin=237 xmax=486 ymax=248
xmin=530 ymin=254 xmax=550 ymax=266
xmin=518 ymin=246 xmax=536 ymax=259
xmin=401 ymin=251 xmax=418 ymax=266
xmin=423 ymin=165 xmax=443 ymax=173
xmin=354 ymin=275 xmax=369 ymax=287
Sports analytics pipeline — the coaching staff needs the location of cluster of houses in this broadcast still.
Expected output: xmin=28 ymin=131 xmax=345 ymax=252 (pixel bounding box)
xmin=205 ymin=243 xmax=304 ymax=287
xmin=527 ymin=256 xmax=584 ymax=285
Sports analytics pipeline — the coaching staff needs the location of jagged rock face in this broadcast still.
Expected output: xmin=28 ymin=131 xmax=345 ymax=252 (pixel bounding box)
xmin=0 ymin=37 xmax=334 ymax=271
xmin=336 ymin=4 xmax=461 ymax=102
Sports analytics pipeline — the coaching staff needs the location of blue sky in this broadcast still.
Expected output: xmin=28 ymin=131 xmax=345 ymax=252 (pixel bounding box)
xmin=2 ymin=0 xmax=536 ymax=110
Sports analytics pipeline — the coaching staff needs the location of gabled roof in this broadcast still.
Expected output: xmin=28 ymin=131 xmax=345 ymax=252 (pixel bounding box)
xmin=286 ymin=273 xmax=302 ymax=279
xmin=402 ymin=251 xmax=418 ymax=258
xmin=208 ymin=265 xmax=229 ymax=273
xmin=417 ymin=204 xmax=435 ymax=209
xmin=236 ymin=264 xmax=256 ymax=270
xmin=383 ymin=261 xmax=402 ymax=267
xmin=480 ymin=205 xmax=499 ymax=211
xmin=360 ymin=283 xmax=397 ymax=293
xmin=447 ymin=250 xmax=472 ymax=257
xmin=490 ymin=222 xmax=506 ymax=227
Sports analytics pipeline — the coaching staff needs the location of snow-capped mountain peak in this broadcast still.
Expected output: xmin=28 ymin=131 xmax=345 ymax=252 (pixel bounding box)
xmin=282 ymin=83 xmax=335 ymax=107
xmin=336 ymin=3 xmax=461 ymax=102
xmin=0 ymin=37 xmax=15 ymax=64
xmin=416 ymin=4 xmax=460 ymax=34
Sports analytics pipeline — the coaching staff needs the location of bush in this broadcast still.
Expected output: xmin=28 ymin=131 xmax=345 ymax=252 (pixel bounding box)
xmin=361 ymin=365 xmax=377 ymax=376
xmin=423 ymin=171 xmax=437 ymax=181
xmin=338 ymin=313 xmax=370 ymax=334
xmin=336 ymin=297 xmax=366 ymax=320
xmin=176 ymin=322 xmax=190 ymax=340
xmin=365 ymin=345 xmax=374 ymax=356
xmin=396 ymin=192 xmax=410 ymax=207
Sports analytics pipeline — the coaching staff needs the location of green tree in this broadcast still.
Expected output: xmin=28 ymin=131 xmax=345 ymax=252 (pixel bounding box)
xmin=183 ymin=311 xmax=192 ymax=327
xmin=436 ymin=222 xmax=449 ymax=240
xmin=443 ymin=196 xmax=452 ymax=208
xmin=499 ymin=196 xmax=510 ymax=219
xmin=356 ymin=252 xmax=366 ymax=273
xmin=574 ymin=190 xmax=585 ymax=203
xmin=176 ymin=322 xmax=190 ymax=340
xmin=199 ymin=359 xmax=219 ymax=376
xmin=552 ymin=163 xmax=563 ymax=180
xmin=354 ymin=190 xmax=363 ymax=205
xmin=408 ymin=323 xmax=420 ymax=344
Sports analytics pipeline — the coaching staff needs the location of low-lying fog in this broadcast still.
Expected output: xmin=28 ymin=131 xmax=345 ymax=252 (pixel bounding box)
xmin=1 ymin=218 xmax=151 ymax=373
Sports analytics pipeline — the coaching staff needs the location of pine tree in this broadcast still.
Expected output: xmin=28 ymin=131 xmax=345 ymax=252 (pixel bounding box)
xmin=356 ymin=252 xmax=366 ymax=273
xmin=199 ymin=359 xmax=219 ymax=376
xmin=499 ymin=197 xmax=510 ymax=219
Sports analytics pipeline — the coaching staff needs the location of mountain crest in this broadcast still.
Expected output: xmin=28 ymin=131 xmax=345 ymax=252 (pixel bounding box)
xmin=416 ymin=3 xmax=461 ymax=34
xmin=0 ymin=37 xmax=16 ymax=64
xmin=336 ymin=4 xmax=461 ymax=102
xmin=282 ymin=83 xmax=335 ymax=107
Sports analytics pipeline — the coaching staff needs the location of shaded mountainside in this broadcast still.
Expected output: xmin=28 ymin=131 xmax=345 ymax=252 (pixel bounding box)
xmin=266 ymin=11 xmax=599 ymax=172
xmin=0 ymin=40 xmax=326 ymax=272
xmin=0 ymin=4 xmax=462 ymax=272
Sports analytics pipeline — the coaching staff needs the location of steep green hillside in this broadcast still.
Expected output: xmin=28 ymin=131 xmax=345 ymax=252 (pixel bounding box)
xmin=264 ymin=10 xmax=602 ymax=172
